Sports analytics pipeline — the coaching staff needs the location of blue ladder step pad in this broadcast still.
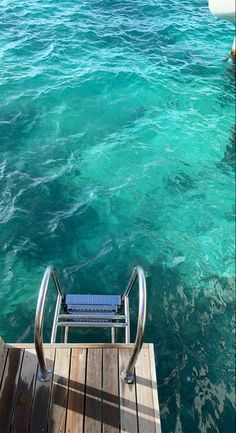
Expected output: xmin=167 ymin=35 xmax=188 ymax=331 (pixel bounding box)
xmin=65 ymin=294 xmax=122 ymax=306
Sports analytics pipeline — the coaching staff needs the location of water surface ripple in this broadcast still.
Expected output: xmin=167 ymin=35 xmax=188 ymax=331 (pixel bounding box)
xmin=0 ymin=1 xmax=235 ymax=432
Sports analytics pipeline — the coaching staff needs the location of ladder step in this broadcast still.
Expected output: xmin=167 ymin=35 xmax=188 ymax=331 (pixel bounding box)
xmin=65 ymin=294 xmax=121 ymax=306
xmin=57 ymin=321 xmax=127 ymax=328
xmin=58 ymin=314 xmax=126 ymax=320
xmin=65 ymin=294 xmax=122 ymax=313
xmin=67 ymin=304 xmax=119 ymax=312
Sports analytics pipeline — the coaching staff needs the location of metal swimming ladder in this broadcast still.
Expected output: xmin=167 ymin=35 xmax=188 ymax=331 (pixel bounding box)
xmin=34 ymin=266 xmax=147 ymax=384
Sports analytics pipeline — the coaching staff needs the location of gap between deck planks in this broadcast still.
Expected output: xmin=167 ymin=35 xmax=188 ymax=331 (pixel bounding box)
xmin=0 ymin=342 xmax=162 ymax=433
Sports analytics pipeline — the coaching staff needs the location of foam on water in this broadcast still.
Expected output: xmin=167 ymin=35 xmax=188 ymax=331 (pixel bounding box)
xmin=0 ymin=1 xmax=235 ymax=432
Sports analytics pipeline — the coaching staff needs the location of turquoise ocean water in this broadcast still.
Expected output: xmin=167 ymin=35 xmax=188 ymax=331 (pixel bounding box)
xmin=0 ymin=0 xmax=235 ymax=431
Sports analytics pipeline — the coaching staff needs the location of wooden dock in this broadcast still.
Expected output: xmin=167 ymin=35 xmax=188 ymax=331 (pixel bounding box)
xmin=0 ymin=339 xmax=161 ymax=433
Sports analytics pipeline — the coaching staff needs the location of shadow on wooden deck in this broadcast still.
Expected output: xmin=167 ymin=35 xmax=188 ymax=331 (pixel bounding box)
xmin=0 ymin=344 xmax=161 ymax=433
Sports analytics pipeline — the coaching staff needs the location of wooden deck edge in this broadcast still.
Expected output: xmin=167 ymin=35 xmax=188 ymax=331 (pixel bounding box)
xmin=5 ymin=342 xmax=150 ymax=349
xmin=149 ymin=344 xmax=162 ymax=433
xmin=0 ymin=338 xmax=4 ymax=356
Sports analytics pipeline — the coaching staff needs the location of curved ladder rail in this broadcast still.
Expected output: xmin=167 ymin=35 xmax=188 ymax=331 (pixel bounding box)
xmin=121 ymin=266 xmax=147 ymax=383
xmin=34 ymin=265 xmax=147 ymax=384
xmin=34 ymin=266 xmax=63 ymax=381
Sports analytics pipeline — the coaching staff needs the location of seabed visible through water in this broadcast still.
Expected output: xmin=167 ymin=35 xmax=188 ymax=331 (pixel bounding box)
xmin=0 ymin=1 xmax=235 ymax=432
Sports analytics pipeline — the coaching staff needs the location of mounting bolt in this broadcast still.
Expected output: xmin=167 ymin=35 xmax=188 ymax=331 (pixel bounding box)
xmin=38 ymin=369 xmax=52 ymax=382
xmin=121 ymin=370 xmax=135 ymax=384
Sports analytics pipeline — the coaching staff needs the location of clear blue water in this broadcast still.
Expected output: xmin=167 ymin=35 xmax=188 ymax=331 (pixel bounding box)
xmin=0 ymin=0 xmax=235 ymax=431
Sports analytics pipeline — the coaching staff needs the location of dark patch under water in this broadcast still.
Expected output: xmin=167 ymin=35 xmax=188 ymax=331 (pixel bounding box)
xmin=222 ymin=125 xmax=236 ymax=166
xmin=0 ymin=1 xmax=235 ymax=433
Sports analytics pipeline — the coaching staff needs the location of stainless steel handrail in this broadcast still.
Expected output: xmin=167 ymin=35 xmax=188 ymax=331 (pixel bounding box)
xmin=121 ymin=266 xmax=147 ymax=384
xmin=35 ymin=264 xmax=146 ymax=383
xmin=34 ymin=266 xmax=63 ymax=381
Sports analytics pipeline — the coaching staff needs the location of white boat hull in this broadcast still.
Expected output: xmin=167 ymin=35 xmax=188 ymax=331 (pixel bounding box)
xmin=208 ymin=0 xmax=235 ymax=23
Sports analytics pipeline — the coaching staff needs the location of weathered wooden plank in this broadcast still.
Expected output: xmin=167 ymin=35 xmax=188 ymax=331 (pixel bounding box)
xmin=102 ymin=348 xmax=119 ymax=433
xmin=6 ymin=343 xmax=149 ymax=349
xmin=66 ymin=348 xmax=86 ymax=433
xmin=149 ymin=344 xmax=162 ymax=433
xmin=84 ymin=348 xmax=102 ymax=433
xmin=0 ymin=349 xmax=8 ymax=386
xmin=0 ymin=337 xmax=7 ymax=386
xmin=119 ymin=348 xmax=138 ymax=433
xmin=11 ymin=349 xmax=38 ymax=433
xmin=0 ymin=348 xmax=23 ymax=433
xmin=0 ymin=337 xmax=4 ymax=356
xmin=135 ymin=347 xmax=156 ymax=433
xmin=48 ymin=348 xmax=71 ymax=433
xmin=30 ymin=348 xmax=55 ymax=433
